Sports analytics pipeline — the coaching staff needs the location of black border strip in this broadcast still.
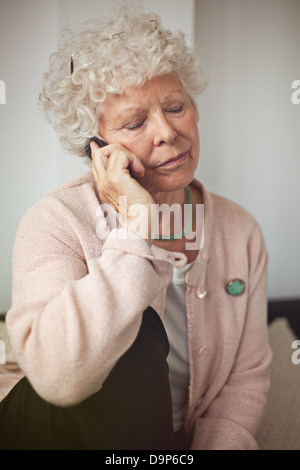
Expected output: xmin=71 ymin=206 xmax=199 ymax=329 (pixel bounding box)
xmin=268 ymin=298 xmax=300 ymax=338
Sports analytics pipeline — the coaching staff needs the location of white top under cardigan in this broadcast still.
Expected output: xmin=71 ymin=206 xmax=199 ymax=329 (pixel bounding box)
xmin=163 ymin=262 xmax=193 ymax=432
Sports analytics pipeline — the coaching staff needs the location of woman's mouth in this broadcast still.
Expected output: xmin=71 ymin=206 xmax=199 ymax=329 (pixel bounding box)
xmin=157 ymin=152 xmax=188 ymax=168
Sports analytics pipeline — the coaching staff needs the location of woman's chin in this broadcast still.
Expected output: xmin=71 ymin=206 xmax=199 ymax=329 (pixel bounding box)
xmin=137 ymin=167 xmax=196 ymax=195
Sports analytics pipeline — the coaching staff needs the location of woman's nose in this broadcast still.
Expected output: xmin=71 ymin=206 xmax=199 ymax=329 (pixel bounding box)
xmin=152 ymin=112 xmax=177 ymax=146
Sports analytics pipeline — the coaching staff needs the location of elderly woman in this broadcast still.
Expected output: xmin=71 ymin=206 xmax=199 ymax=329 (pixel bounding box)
xmin=0 ymin=8 xmax=271 ymax=450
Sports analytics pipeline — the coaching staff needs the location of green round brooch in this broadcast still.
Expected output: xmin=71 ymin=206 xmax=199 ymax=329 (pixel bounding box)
xmin=226 ymin=279 xmax=245 ymax=296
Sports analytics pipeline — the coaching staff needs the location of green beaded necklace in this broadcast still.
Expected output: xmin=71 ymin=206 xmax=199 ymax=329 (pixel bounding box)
xmin=155 ymin=186 xmax=193 ymax=241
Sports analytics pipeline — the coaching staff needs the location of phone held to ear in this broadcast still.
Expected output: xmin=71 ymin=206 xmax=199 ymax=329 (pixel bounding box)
xmin=85 ymin=136 xmax=108 ymax=159
xmin=86 ymin=136 xmax=136 ymax=179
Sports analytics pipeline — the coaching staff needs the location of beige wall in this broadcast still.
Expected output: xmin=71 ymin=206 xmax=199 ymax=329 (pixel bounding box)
xmin=194 ymin=0 xmax=300 ymax=299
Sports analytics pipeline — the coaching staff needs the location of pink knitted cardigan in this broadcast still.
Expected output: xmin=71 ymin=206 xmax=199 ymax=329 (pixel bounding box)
xmin=1 ymin=172 xmax=272 ymax=450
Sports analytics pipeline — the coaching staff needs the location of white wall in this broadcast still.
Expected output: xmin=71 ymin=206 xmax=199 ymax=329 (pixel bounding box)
xmin=0 ymin=0 xmax=194 ymax=311
xmin=194 ymin=0 xmax=300 ymax=299
xmin=1 ymin=0 xmax=299 ymax=311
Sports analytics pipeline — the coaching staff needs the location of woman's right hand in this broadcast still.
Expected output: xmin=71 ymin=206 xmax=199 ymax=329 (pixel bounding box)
xmin=91 ymin=141 xmax=156 ymax=244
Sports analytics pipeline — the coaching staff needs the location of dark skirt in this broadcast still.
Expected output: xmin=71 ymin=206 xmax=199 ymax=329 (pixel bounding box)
xmin=0 ymin=307 xmax=190 ymax=450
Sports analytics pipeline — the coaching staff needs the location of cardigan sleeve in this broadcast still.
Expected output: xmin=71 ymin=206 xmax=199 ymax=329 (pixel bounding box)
xmin=190 ymin=224 xmax=272 ymax=450
xmin=6 ymin=201 xmax=172 ymax=407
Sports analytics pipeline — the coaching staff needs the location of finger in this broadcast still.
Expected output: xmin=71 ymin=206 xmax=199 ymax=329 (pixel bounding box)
xmin=91 ymin=142 xmax=109 ymax=170
xmin=104 ymin=144 xmax=145 ymax=178
xmin=90 ymin=141 xmax=108 ymax=167
xmin=90 ymin=140 xmax=99 ymax=156
xmin=90 ymin=144 xmax=109 ymax=188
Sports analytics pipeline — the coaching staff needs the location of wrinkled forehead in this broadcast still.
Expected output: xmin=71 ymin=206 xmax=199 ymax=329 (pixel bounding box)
xmin=101 ymin=74 xmax=188 ymax=117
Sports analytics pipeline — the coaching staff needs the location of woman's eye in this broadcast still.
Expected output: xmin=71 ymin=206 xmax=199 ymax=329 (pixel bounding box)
xmin=166 ymin=104 xmax=184 ymax=113
xmin=125 ymin=120 xmax=145 ymax=131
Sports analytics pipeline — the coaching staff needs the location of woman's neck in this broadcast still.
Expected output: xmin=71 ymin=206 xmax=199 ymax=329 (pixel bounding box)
xmin=151 ymin=187 xmax=187 ymax=207
xmin=151 ymin=184 xmax=203 ymax=263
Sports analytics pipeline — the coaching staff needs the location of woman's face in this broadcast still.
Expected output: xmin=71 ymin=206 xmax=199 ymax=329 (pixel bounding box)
xmin=98 ymin=73 xmax=200 ymax=194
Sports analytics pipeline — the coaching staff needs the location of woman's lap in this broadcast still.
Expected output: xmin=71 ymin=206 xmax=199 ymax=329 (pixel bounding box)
xmin=0 ymin=307 xmax=178 ymax=450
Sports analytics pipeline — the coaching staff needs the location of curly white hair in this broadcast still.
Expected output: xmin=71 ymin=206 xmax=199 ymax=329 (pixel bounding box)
xmin=39 ymin=5 xmax=207 ymax=157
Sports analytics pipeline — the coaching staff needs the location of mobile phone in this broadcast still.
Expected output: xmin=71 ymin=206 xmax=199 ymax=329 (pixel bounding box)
xmin=85 ymin=136 xmax=108 ymax=159
xmin=86 ymin=136 xmax=136 ymax=179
